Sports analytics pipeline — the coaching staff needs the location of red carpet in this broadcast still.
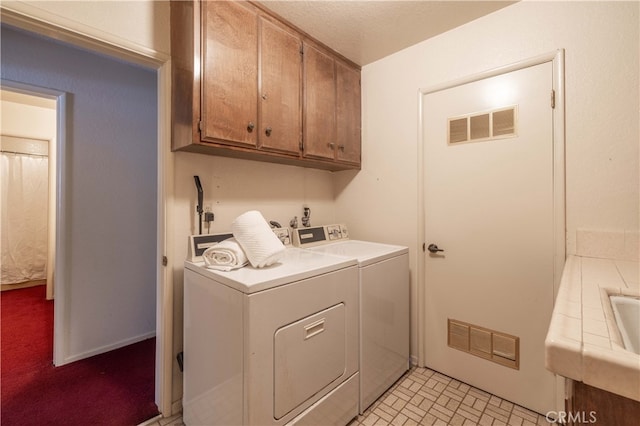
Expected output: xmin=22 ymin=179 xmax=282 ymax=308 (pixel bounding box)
xmin=1 ymin=286 xmax=159 ymax=425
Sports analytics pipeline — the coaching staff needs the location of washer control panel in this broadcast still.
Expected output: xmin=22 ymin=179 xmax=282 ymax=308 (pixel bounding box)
xmin=292 ymin=224 xmax=349 ymax=247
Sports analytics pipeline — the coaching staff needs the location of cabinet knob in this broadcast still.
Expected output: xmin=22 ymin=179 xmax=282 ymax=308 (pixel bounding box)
xmin=265 ymin=127 xmax=272 ymax=137
xmin=338 ymin=145 xmax=345 ymax=151
xmin=261 ymin=93 xmax=268 ymax=100
xmin=328 ymin=142 xmax=335 ymax=149
xmin=247 ymin=122 xmax=255 ymax=132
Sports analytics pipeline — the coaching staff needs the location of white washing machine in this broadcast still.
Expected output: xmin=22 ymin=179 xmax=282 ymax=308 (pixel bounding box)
xmin=183 ymin=231 xmax=360 ymax=426
xmin=293 ymin=225 xmax=410 ymax=413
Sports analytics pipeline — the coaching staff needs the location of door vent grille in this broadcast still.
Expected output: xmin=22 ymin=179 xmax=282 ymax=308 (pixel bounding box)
xmin=448 ymin=118 xmax=468 ymax=144
xmin=447 ymin=319 xmax=520 ymax=369
xmin=448 ymin=106 xmax=517 ymax=144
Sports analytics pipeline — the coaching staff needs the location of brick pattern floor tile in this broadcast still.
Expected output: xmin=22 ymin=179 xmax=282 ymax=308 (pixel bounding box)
xmin=348 ymin=367 xmax=554 ymax=426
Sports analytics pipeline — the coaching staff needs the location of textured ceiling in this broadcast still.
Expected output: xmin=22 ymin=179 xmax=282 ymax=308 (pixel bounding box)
xmin=257 ymin=1 xmax=517 ymax=66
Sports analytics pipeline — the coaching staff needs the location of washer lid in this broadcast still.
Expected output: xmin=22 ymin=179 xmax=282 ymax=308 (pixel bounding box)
xmin=307 ymin=240 xmax=408 ymax=267
xmin=184 ymin=248 xmax=356 ymax=294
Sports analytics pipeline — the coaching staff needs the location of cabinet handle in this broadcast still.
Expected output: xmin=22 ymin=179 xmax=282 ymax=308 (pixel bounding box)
xmin=265 ymin=127 xmax=272 ymax=137
xmin=338 ymin=145 xmax=345 ymax=151
xmin=247 ymin=122 xmax=255 ymax=132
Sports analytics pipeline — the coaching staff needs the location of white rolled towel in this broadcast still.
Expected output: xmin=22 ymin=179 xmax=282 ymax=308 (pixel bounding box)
xmin=231 ymin=210 xmax=285 ymax=268
xmin=202 ymin=238 xmax=248 ymax=271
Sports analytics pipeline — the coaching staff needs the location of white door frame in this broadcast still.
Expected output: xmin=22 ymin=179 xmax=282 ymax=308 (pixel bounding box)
xmin=416 ymin=50 xmax=566 ymax=369
xmin=0 ymin=10 xmax=175 ymax=416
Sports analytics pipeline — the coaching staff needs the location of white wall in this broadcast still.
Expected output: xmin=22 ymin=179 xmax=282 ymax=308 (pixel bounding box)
xmin=1 ymin=97 xmax=56 ymax=140
xmin=336 ymin=0 xmax=639 ymax=360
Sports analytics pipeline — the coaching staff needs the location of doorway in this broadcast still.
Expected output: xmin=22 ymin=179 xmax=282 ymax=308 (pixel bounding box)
xmin=1 ymin=23 xmax=160 ymax=421
xmin=1 ymin=81 xmax=69 ymax=369
xmin=1 ymin=90 xmax=57 ymax=300
xmin=417 ymin=51 xmax=566 ymax=414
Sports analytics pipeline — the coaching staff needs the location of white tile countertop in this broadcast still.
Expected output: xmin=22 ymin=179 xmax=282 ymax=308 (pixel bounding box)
xmin=545 ymin=255 xmax=639 ymax=401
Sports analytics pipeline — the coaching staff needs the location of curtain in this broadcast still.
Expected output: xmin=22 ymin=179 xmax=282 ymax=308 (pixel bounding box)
xmin=1 ymin=152 xmax=49 ymax=285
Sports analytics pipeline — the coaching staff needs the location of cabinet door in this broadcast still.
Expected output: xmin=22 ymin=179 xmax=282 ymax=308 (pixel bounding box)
xmin=336 ymin=61 xmax=361 ymax=164
xmin=201 ymin=1 xmax=258 ymax=147
xmin=259 ymin=17 xmax=302 ymax=154
xmin=303 ymin=43 xmax=336 ymax=160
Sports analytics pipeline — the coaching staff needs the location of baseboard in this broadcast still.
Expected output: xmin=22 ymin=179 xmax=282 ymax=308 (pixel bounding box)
xmin=171 ymin=399 xmax=183 ymax=417
xmin=410 ymin=354 xmax=419 ymax=367
xmin=58 ymin=331 xmax=156 ymax=366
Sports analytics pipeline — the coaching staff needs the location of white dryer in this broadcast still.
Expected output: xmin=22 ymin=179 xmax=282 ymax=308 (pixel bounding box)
xmin=293 ymin=225 xmax=410 ymax=413
xmin=183 ymin=233 xmax=360 ymax=426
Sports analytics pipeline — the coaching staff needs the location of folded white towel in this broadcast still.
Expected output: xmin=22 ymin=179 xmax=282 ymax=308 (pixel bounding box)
xmin=231 ymin=210 xmax=285 ymax=268
xmin=202 ymin=238 xmax=249 ymax=271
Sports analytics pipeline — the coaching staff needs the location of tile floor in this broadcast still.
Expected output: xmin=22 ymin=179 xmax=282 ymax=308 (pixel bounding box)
xmin=141 ymin=367 xmax=554 ymax=426
xmin=348 ymin=367 xmax=552 ymax=426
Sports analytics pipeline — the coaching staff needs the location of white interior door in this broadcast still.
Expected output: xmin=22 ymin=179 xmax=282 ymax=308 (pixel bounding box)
xmin=422 ymin=62 xmax=556 ymax=414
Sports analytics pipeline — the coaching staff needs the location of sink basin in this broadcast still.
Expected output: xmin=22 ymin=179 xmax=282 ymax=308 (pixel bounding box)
xmin=610 ymin=295 xmax=640 ymax=355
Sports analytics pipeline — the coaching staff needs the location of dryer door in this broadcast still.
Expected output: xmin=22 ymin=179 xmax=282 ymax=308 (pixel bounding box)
xmin=274 ymin=303 xmax=346 ymax=419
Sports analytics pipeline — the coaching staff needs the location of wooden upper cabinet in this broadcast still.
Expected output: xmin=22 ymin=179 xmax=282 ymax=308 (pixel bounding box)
xmin=303 ymin=43 xmax=337 ymax=160
xmin=258 ymin=17 xmax=302 ymax=154
xmin=303 ymin=43 xmax=361 ymax=165
xmin=201 ymin=1 xmax=258 ymax=147
xmin=171 ymin=0 xmax=361 ymax=171
xmin=336 ymin=61 xmax=361 ymax=165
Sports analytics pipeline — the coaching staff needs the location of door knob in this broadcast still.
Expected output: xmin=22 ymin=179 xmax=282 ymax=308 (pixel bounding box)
xmin=427 ymin=244 xmax=444 ymax=253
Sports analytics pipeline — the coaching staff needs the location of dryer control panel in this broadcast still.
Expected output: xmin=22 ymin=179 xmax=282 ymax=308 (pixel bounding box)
xmin=188 ymin=228 xmax=292 ymax=262
xmin=292 ymin=224 xmax=349 ymax=247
